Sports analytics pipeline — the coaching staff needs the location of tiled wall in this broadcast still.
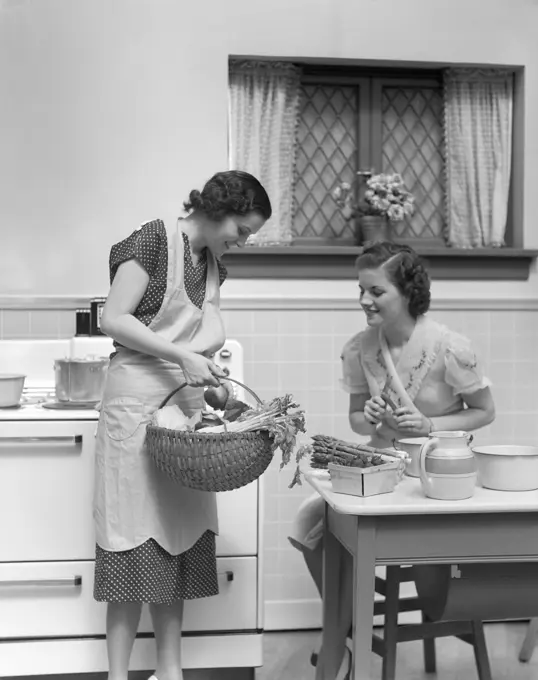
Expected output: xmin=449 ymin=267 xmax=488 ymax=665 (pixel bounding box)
xmin=0 ymin=309 xmax=75 ymax=339
xmin=1 ymin=304 xmax=537 ymax=630
xmin=224 ymin=306 xmax=538 ymax=630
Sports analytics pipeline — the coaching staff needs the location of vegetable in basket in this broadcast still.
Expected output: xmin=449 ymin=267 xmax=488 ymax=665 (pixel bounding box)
xmin=151 ymin=388 xmax=307 ymax=474
xmin=203 ymin=381 xmax=233 ymax=410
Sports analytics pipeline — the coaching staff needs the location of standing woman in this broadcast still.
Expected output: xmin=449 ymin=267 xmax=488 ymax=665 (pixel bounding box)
xmin=93 ymin=170 xmax=271 ymax=680
xmin=289 ymin=242 xmax=495 ymax=676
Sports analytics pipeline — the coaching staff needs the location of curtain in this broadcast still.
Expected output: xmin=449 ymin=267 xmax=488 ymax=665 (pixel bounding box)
xmin=228 ymin=60 xmax=301 ymax=246
xmin=444 ymin=68 xmax=514 ymax=248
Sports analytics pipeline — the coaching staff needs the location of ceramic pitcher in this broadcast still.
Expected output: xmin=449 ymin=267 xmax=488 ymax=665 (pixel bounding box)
xmin=419 ymin=431 xmax=477 ymax=501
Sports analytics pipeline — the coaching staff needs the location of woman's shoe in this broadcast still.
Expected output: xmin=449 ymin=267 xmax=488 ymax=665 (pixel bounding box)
xmin=310 ymin=642 xmax=352 ymax=679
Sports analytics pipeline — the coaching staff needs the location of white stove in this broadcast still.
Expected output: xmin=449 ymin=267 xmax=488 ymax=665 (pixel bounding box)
xmin=0 ymin=338 xmax=245 ymax=420
xmin=0 ymin=337 xmax=262 ymax=678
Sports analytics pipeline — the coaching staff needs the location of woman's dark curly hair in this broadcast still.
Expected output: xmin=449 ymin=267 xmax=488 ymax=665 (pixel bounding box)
xmin=183 ymin=170 xmax=272 ymax=222
xmin=356 ymin=242 xmax=431 ymax=318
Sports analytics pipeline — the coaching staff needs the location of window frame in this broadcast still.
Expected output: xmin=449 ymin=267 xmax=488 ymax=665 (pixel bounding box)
xmin=226 ymin=59 xmax=536 ymax=280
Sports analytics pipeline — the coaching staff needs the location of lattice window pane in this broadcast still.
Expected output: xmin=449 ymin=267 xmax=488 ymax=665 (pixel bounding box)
xmin=294 ymin=84 xmax=358 ymax=240
xmin=381 ymin=86 xmax=445 ymax=241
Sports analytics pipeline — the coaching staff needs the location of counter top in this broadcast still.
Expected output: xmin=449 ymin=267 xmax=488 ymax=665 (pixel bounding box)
xmin=0 ymin=404 xmax=100 ymax=421
xmin=306 ymin=470 xmax=538 ymax=516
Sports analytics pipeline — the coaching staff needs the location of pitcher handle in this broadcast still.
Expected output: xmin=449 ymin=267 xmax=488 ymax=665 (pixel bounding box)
xmin=419 ymin=437 xmax=439 ymax=483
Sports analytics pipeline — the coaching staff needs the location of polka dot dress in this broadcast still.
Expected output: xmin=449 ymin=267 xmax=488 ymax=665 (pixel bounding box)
xmin=94 ymin=531 xmax=219 ymax=604
xmin=94 ymin=219 xmax=227 ymax=605
xmin=108 ymin=219 xmax=227 ymax=353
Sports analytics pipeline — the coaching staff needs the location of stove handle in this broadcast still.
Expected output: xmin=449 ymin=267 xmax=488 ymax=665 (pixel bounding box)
xmin=0 ymin=435 xmax=83 ymax=444
xmin=0 ymin=576 xmax=82 ymax=588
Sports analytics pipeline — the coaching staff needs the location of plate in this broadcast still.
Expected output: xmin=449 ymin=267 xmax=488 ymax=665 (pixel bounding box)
xmin=42 ymin=401 xmax=98 ymax=410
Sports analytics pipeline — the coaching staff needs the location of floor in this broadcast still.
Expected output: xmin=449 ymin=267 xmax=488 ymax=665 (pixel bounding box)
xmin=6 ymin=623 xmax=538 ymax=680
xmin=256 ymin=623 xmax=538 ymax=680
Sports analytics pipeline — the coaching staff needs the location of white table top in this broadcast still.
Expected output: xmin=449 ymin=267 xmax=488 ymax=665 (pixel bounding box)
xmin=306 ymin=470 xmax=538 ymax=516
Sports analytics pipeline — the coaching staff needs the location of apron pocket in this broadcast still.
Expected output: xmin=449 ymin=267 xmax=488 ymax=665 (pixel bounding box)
xmin=103 ymin=397 xmax=146 ymax=441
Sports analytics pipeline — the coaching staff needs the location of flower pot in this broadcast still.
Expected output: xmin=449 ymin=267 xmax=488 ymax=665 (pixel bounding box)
xmin=359 ymin=215 xmax=391 ymax=247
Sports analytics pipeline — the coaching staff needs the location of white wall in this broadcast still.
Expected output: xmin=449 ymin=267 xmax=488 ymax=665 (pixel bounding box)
xmin=0 ymin=0 xmax=537 ymax=298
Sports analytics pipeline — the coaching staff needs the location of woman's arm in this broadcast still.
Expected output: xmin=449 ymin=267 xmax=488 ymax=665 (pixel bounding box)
xmin=429 ymin=387 xmax=495 ymax=432
xmin=100 ymin=259 xmax=221 ymax=386
xmin=393 ymin=387 xmax=495 ymax=436
xmin=348 ymin=393 xmax=379 ymax=437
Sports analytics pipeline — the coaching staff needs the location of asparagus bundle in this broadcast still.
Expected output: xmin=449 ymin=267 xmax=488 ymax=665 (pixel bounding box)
xmin=309 ymin=434 xmax=388 ymax=469
xmin=288 ymin=434 xmax=403 ymax=488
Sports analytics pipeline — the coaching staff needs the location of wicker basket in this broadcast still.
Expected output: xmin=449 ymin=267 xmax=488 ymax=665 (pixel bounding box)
xmin=145 ymin=379 xmax=274 ymax=492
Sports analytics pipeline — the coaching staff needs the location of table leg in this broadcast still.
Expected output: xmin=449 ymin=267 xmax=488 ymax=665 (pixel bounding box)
xmin=350 ymin=517 xmax=376 ymax=680
xmin=315 ymin=506 xmax=351 ymax=680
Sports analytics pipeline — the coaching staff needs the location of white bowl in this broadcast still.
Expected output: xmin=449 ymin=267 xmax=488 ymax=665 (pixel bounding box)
xmin=472 ymin=445 xmax=538 ymax=491
xmin=396 ymin=437 xmax=429 ymax=478
xmin=0 ymin=373 xmax=26 ymax=408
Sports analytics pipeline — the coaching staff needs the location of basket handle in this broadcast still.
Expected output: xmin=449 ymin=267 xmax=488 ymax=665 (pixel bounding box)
xmin=158 ymin=376 xmax=263 ymax=410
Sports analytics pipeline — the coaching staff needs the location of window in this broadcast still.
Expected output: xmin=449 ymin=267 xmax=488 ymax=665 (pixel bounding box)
xmin=294 ymin=67 xmax=445 ymax=246
xmin=227 ymin=60 xmax=536 ymax=280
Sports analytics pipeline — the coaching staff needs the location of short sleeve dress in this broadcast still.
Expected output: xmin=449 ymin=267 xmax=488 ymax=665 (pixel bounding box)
xmin=289 ymin=318 xmax=492 ymax=553
xmin=93 ymin=220 xmax=227 ymax=605
xmin=340 ymin=321 xmax=491 ymax=427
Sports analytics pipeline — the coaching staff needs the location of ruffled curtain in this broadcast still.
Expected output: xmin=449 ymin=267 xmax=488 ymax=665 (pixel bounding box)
xmin=444 ymin=68 xmax=514 ymax=248
xmin=228 ymin=60 xmax=301 ymax=246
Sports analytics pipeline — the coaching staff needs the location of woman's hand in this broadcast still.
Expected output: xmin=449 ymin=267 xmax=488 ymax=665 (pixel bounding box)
xmin=364 ymin=396 xmax=387 ymax=426
xmin=393 ymin=405 xmax=432 ymax=436
xmin=177 ymin=351 xmax=225 ymax=388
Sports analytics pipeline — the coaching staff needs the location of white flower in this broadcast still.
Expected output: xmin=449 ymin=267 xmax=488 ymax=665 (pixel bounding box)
xmin=332 ymin=171 xmax=414 ymax=220
xmin=388 ymin=205 xmax=405 ymax=221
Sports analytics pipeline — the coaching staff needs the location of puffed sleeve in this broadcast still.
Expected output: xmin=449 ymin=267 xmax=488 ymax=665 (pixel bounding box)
xmin=109 ymin=219 xmax=166 ymax=281
xmin=340 ymin=332 xmax=370 ymax=394
xmin=444 ymin=331 xmax=492 ymax=395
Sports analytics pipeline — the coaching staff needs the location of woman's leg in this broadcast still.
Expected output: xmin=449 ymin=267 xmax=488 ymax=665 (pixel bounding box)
xmin=106 ymin=601 xmax=143 ymax=680
xmin=149 ymin=599 xmax=185 ymax=680
xmin=291 ymin=536 xmax=353 ymax=675
xmin=289 ymin=537 xmax=324 ymax=597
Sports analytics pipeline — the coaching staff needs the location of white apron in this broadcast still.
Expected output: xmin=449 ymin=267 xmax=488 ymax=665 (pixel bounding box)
xmin=93 ymin=219 xmax=225 ymax=554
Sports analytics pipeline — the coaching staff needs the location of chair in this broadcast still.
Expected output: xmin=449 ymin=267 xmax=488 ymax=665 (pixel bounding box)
xmin=518 ymin=617 xmax=538 ymax=663
xmin=312 ymin=565 xmax=492 ymax=680
xmin=373 ymin=566 xmax=492 ymax=680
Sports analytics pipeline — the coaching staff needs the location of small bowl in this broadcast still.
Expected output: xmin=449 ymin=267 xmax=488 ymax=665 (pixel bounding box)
xmin=472 ymin=445 xmax=538 ymax=491
xmin=396 ymin=437 xmax=429 ymax=478
xmin=0 ymin=373 xmax=26 ymax=408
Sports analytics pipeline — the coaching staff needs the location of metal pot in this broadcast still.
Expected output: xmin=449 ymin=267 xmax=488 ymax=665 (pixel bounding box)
xmin=54 ymin=357 xmax=109 ymax=404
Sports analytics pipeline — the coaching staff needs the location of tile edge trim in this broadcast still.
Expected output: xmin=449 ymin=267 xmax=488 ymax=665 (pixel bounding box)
xmin=0 ymin=296 xmax=537 ymax=311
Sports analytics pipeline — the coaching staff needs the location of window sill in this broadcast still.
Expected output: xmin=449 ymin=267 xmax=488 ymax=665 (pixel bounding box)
xmin=221 ymin=245 xmax=538 ymax=280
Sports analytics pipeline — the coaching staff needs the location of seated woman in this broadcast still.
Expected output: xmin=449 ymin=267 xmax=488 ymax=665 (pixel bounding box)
xmin=289 ymin=242 xmax=495 ymax=676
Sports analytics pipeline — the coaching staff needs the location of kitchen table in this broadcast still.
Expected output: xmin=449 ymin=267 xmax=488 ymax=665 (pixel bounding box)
xmin=307 ymin=471 xmax=538 ymax=680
